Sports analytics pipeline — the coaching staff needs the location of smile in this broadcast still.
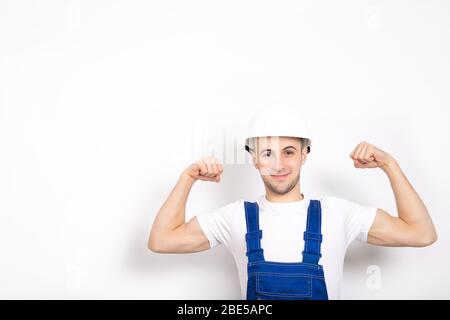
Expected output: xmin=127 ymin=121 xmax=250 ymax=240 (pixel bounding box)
xmin=271 ymin=173 xmax=290 ymax=180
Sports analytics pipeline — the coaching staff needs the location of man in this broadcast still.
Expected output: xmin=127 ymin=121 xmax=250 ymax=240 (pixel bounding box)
xmin=148 ymin=106 xmax=437 ymax=300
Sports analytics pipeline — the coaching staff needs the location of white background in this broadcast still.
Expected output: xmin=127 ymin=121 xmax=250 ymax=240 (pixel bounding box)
xmin=0 ymin=0 xmax=449 ymax=299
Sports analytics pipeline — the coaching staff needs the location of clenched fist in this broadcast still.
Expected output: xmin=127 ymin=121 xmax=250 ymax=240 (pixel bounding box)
xmin=349 ymin=141 xmax=396 ymax=170
xmin=183 ymin=156 xmax=224 ymax=182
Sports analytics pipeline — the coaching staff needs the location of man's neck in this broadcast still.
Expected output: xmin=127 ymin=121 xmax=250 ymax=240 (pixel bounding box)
xmin=265 ymin=191 xmax=304 ymax=203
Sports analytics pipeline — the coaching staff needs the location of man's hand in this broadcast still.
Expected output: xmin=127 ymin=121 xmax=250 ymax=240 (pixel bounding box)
xmin=349 ymin=141 xmax=396 ymax=170
xmin=183 ymin=155 xmax=223 ymax=182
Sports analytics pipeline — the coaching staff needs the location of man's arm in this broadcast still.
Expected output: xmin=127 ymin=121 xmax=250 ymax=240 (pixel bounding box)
xmin=350 ymin=142 xmax=437 ymax=247
xmin=148 ymin=156 xmax=223 ymax=253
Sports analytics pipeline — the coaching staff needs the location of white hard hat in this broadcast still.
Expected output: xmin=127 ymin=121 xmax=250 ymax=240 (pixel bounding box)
xmin=244 ymin=105 xmax=312 ymax=153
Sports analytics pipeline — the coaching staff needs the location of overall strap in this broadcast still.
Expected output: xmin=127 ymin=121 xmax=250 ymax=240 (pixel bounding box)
xmin=244 ymin=201 xmax=264 ymax=263
xmin=302 ymin=200 xmax=324 ymax=264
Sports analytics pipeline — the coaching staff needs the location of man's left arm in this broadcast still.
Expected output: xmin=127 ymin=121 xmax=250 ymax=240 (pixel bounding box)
xmin=349 ymin=141 xmax=438 ymax=247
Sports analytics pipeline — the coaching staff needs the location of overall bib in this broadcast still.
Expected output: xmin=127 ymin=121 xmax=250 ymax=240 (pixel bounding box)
xmin=244 ymin=199 xmax=329 ymax=300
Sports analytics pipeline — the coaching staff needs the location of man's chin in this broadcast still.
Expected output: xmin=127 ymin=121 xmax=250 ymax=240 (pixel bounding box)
xmin=263 ymin=177 xmax=299 ymax=195
xmin=266 ymin=183 xmax=292 ymax=195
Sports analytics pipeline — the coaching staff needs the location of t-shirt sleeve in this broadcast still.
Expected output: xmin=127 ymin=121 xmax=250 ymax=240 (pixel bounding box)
xmin=195 ymin=200 xmax=242 ymax=248
xmin=332 ymin=197 xmax=378 ymax=246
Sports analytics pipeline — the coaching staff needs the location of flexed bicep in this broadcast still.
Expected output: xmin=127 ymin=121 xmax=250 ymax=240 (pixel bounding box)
xmin=367 ymin=208 xmax=432 ymax=247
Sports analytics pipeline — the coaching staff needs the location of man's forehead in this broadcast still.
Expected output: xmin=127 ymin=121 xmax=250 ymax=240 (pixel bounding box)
xmin=256 ymin=136 xmax=300 ymax=148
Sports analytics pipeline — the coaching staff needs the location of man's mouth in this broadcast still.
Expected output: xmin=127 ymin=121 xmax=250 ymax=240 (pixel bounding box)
xmin=270 ymin=173 xmax=290 ymax=180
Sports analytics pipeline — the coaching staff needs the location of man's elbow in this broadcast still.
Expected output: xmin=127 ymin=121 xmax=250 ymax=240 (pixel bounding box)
xmin=147 ymin=239 xmax=160 ymax=253
xmin=415 ymin=231 xmax=438 ymax=247
xmin=148 ymin=233 xmax=168 ymax=253
xmin=148 ymin=239 xmax=169 ymax=253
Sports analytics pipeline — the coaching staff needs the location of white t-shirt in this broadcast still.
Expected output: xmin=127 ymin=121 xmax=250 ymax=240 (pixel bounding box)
xmin=196 ymin=194 xmax=378 ymax=300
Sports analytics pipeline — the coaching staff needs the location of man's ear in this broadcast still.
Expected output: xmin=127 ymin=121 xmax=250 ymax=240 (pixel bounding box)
xmin=251 ymin=153 xmax=260 ymax=169
xmin=300 ymin=147 xmax=308 ymax=166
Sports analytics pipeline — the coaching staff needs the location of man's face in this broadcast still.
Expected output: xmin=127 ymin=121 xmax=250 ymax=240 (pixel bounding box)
xmin=252 ymin=136 xmax=307 ymax=195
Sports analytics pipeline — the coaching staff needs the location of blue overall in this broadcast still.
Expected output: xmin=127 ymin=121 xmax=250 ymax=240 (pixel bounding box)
xmin=244 ymin=199 xmax=329 ymax=300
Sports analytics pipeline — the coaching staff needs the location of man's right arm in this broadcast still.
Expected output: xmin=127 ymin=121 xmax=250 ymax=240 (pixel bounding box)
xmin=147 ymin=156 xmax=223 ymax=253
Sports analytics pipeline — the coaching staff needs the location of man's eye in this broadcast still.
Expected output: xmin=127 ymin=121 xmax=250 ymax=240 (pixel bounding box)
xmin=285 ymin=151 xmax=294 ymax=155
xmin=263 ymin=152 xmax=271 ymax=157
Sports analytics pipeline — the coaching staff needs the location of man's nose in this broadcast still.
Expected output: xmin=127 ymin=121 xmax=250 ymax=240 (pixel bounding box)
xmin=271 ymin=155 xmax=284 ymax=171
